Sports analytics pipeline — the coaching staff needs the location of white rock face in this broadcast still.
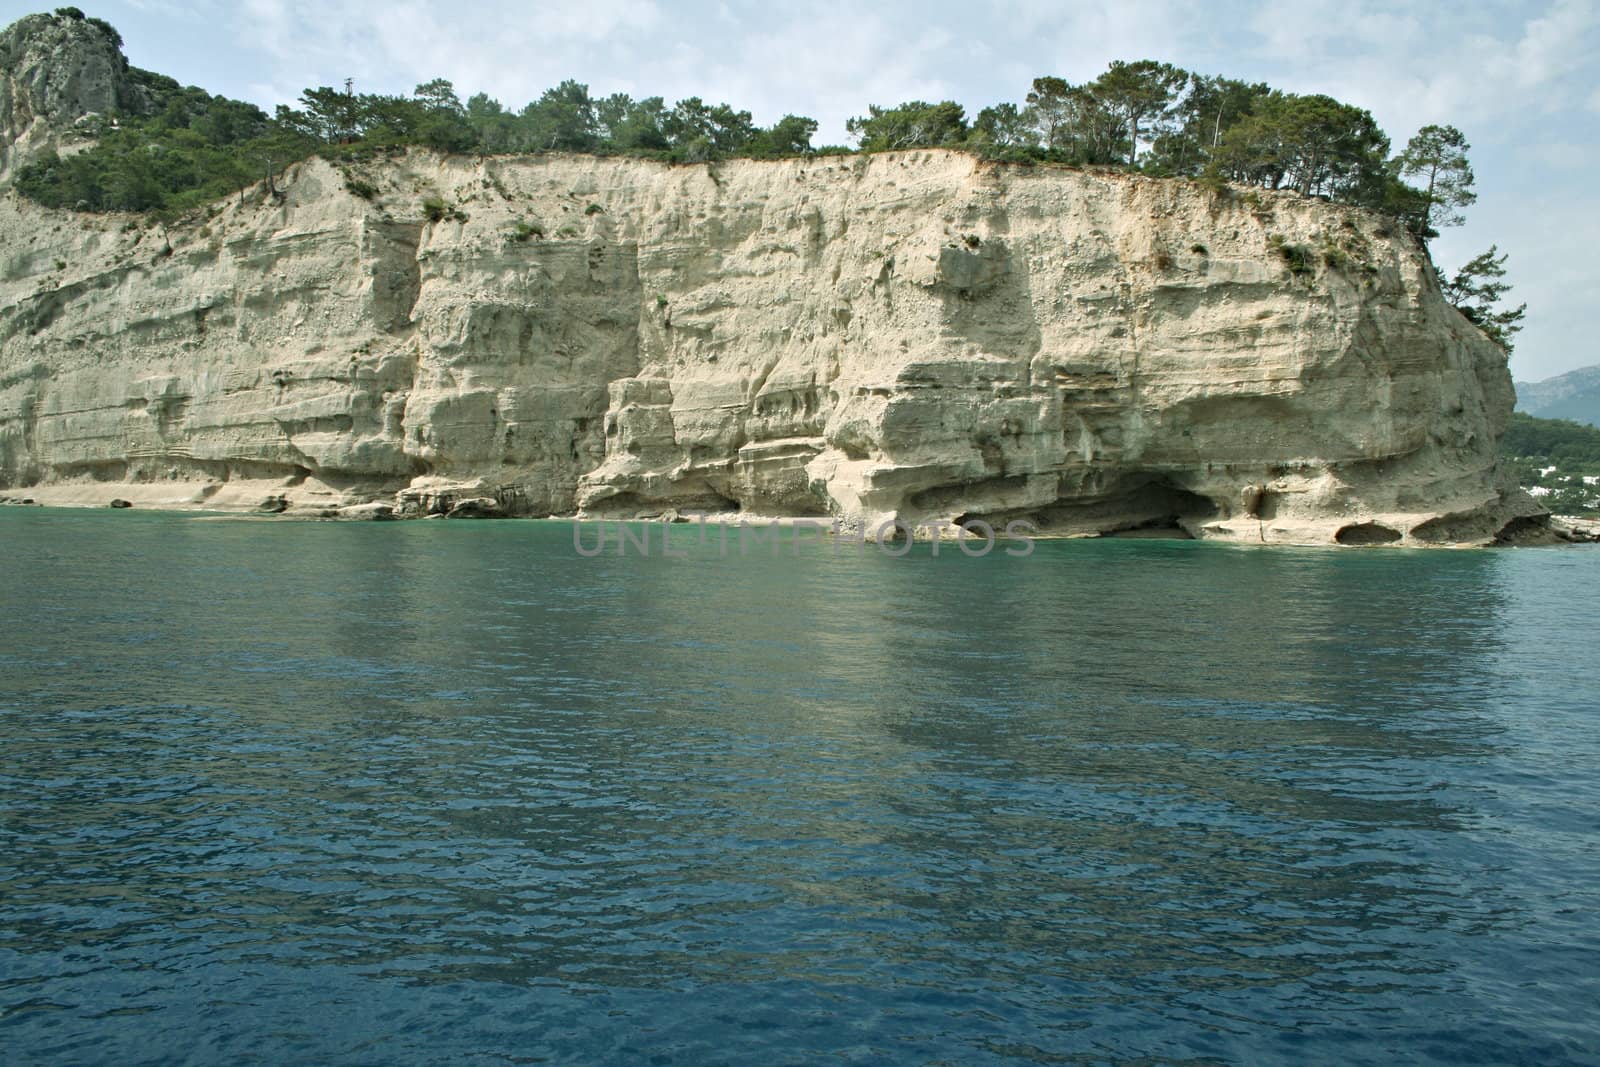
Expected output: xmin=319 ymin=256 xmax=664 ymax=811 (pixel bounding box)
xmin=0 ymin=148 xmax=1541 ymax=544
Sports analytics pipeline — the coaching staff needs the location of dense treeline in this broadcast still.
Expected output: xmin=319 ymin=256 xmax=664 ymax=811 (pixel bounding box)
xmin=1501 ymin=413 xmax=1600 ymax=515
xmin=22 ymin=58 xmax=1459 ymax=228
xmin=858 ymin=70 xmax=1397 ymax=201
xmin=14 ymin=13 xmax=1465 ymax=232
xmin=1502 ymin=413 xmax=1600 ymax=470
xmin=15 ymin=75 xmax=830 ymax=214
xmin=13 ymin=9 xmax=1525 ymax=348
xmin=15 ymin=42 xmax=832 ymax=217
xmin=275 ymin=79 xmax=824 ymax=162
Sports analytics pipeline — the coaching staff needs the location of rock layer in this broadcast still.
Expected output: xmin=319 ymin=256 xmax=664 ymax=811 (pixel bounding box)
xmin=0 ymin=147 xmax=1541 ymax=544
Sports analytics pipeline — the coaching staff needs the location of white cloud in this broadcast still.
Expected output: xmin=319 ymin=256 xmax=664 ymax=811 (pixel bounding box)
xmin=217 ymin=0 xmax=668 ymax=109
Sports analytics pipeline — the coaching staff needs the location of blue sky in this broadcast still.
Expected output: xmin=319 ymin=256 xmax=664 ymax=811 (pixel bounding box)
xmin=5 ymin=0 xmax=1596 ymax=381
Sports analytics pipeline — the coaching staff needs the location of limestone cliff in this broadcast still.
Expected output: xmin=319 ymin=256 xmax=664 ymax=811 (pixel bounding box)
xmin=0 ymin=143 xmax=1544 ymax=545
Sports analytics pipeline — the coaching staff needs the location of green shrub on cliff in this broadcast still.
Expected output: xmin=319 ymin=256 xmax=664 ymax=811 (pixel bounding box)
xmin=420 ymin=196 xmax=466 ymax=223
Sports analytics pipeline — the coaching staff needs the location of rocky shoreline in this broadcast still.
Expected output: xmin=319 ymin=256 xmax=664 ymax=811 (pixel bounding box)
xmin=5 ymin=485 xmax=1594 ymax=548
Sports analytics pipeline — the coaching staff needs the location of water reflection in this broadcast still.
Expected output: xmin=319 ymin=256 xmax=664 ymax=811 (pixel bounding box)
xmin=1 ymin=511 xmax=1595 ymax=1064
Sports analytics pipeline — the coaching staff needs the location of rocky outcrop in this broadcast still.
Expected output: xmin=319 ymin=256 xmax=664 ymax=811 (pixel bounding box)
xmin=1553 ymin=516 xmax=1600 ymax=544
xmin=0 ymin=10 xmax=144 ymax=181
xmin=0 ymin=139 xmax=1542 ymax=544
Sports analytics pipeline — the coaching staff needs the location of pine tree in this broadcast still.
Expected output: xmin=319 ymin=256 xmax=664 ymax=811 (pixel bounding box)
xmin=1397 ymin=124 xmax=1476 ymax=237
xmin=1442 ymin=246 xmax=1527 ymax=352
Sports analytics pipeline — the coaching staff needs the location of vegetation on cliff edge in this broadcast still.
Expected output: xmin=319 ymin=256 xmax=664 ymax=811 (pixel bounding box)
xmin=10 ymin=8 xmax=1525 ymax=350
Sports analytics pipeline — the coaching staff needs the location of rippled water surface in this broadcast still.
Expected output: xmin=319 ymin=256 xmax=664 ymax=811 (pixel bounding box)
xmin=2 ymin=509 xmax=1598 ymax=1064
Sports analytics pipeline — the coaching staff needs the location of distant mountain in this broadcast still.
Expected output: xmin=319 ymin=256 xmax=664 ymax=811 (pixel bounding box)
xmin=1515 ymin=365 xmax=1600 ymax=427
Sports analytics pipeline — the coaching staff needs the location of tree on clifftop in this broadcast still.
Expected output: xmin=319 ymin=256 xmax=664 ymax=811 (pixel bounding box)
xmin=749 ymin=114 xmax=819 ymax=157
xmin=1023 ymin=77 xmax=1074 ymax=150
xmin=1396 ymin=123 xmax=1476 ymax=238
xmin=1143 ymin=75 xmax=1272 ymax=176
xmin=970 ymin=103 xmax=1035 ymax=149
xmin=523 ymin=79 xmax=600 ymax=152
xmin=412 ymin=79 xmax=474 ymax=152
xmin=846 ymin=101 xmax=968 ymax=151
xmin=1207 ymin=92 xmax=1388 ymax=199
xmin=1019 ymin=78 xmax=1127 ymax=164
xmin=1089 ymin=60 xmax=1187 ymax=165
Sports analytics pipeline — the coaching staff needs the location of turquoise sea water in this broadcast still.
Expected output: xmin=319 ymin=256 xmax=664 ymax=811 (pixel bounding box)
xmin=1 ymin=508 xmax=1597 ymax=1064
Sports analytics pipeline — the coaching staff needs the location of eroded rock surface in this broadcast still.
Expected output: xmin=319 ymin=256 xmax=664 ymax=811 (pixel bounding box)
xmin=0 ymin=144 xmax=1542 ymax=544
